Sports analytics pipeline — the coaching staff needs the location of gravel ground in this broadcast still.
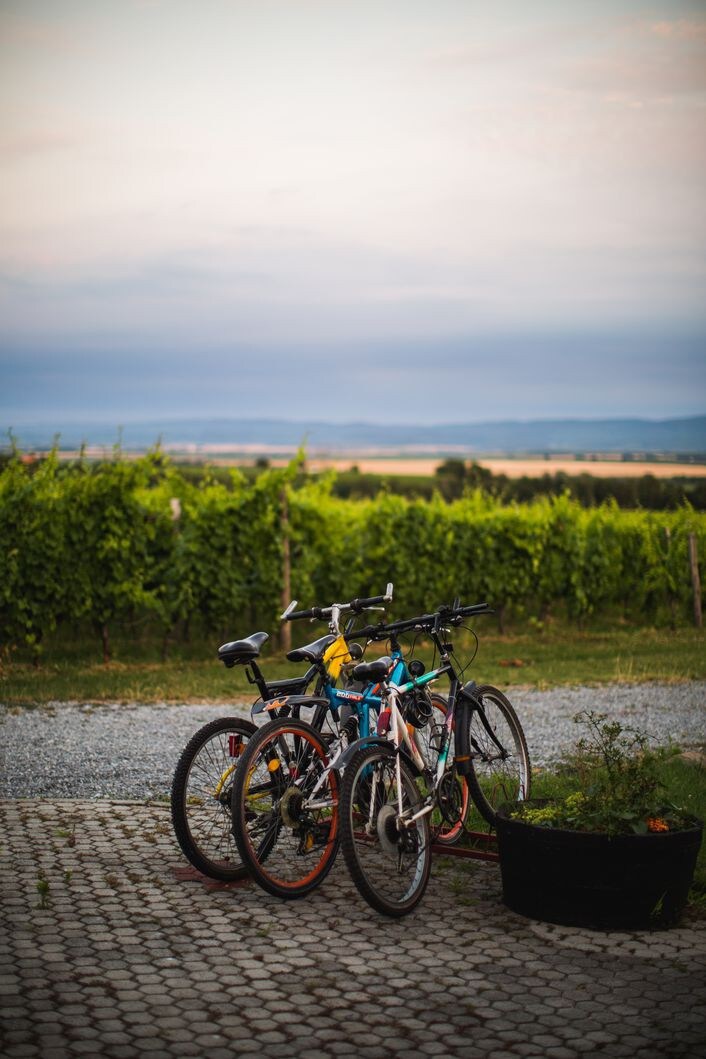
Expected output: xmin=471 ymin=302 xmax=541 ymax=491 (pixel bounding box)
xmin=1 ymin=682 xmax=705 ymax=800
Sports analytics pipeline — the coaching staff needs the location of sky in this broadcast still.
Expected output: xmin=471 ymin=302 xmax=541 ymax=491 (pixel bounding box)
xmin=1 ymin=0 xmax=705 ymax=428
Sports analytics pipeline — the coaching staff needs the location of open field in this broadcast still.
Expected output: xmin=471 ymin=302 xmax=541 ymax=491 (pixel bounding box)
xmin=294 ymin=457 xmax=706 ymax=478
xmin=20 ymin=449 xmax=706 ymax=478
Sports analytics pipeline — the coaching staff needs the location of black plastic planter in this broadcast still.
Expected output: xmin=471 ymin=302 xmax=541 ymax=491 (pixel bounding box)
xmin=496 ymin=807 xmax=703 ymax=930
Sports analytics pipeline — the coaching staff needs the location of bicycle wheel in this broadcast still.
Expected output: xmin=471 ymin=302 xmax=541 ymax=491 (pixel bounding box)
xmin=171 ymin=716 xmax=256 ymax=881
xmin=464 ymin=685 xmax=531 ymax=826
xmin=339 ymin=743 xmax=432 ymax=917
xmin=412 ymin=693 xmax=470 ymax=846
xmin=231 ymin=718 xmax=339 ymax=899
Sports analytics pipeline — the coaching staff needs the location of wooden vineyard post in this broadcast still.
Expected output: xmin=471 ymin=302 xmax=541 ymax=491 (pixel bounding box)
xmin=688 ymin=533 xmax=702 ymax=629
xmin=281 ymin=488 xmax=292 ymax=653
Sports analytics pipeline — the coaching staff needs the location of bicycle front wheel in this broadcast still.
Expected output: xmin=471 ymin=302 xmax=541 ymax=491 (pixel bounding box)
xmin=171 ymin=716 xmax=256 ymax=881
xmin=231 ymin=719 xmax=340 ymax=899
xmin=465 ymin=685 xmax=531 ymax=826
xmin=340 ymin=744 xmax=432 ymax=917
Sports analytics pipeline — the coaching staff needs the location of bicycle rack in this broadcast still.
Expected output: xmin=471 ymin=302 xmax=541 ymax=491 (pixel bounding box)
xmin=432 ymin=828 xmax=499 ymax=863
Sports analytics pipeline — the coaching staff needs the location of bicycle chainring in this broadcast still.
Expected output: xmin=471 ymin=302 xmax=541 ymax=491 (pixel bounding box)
xmin=438 ymin=772 xmax=464 ymax=827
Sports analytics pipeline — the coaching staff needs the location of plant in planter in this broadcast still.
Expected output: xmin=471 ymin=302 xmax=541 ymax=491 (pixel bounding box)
xmin=495 ymin=711 xmax=703 ymax=929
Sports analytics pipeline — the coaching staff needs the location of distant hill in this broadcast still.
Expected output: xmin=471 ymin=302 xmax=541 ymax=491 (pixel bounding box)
xmin=4 ymin=415 xmax=706 ymax=455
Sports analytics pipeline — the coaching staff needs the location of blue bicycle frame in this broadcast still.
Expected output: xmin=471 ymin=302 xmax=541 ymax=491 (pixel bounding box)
xmin=250 ymin=645 xmax=412 ymax=742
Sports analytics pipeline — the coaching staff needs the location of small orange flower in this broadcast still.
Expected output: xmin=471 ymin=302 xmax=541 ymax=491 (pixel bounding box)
xmin=647 ymin=817 xmax=669 ymax=833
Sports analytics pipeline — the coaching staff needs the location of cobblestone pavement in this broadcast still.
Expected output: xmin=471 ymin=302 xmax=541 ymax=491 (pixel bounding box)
xmin=1 ymin=800 xmax=705 ymax=1059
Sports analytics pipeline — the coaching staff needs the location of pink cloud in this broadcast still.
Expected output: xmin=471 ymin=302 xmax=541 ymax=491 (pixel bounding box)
xmin=649 ymin=19 xmax=706 ymax=41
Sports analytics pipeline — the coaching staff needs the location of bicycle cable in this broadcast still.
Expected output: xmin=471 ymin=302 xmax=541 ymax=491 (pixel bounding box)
xmin=450 ymin=623 xmax=479 ymax=680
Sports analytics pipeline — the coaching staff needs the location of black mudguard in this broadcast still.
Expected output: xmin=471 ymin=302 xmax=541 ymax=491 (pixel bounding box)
xmin=454 ymin=680 xmax=480 ymax=776
xmin=334 ymin=735 xmax=423 ymax=777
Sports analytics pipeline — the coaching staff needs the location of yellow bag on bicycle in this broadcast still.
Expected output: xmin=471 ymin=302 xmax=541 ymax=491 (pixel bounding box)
xmin=322 ymin=634 xmax=352 ymax=680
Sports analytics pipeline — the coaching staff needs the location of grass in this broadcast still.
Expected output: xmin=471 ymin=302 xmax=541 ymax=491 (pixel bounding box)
xmin=1 ymin=625 xmax=704 ymax=706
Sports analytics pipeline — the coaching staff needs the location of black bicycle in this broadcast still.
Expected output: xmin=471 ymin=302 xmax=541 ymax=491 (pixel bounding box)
xmin=170 ymin=588 xmax=391 ymax=880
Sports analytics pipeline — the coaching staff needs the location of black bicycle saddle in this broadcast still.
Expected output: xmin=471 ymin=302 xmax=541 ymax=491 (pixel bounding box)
xmin=218 ymin=631 xmax=269 ymax=668
xmin=286 ymin=634 xmax=336 ymax=664
xmin=351 ymin=656 xmax=392 ymax=684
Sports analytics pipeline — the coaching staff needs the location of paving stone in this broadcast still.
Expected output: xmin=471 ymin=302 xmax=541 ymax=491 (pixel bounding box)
xmin=3 ymin=798 xmax=706 ymax=1059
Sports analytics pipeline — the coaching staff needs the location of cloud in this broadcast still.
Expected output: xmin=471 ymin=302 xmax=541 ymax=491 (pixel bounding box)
xmin=567 ymin=18 xmax=706 ymax=100
xmin=649 ymin=19 xmax=706 ymax=41
xmin=2 ymin=324 xmax=704 ymax=425
xmin=0 ymin=13 xmax=87 ymax=55
xmin=0 ymin=128 xmax=86 ymax=161
xmin=0 ymin=2 xmax=703 ymax=427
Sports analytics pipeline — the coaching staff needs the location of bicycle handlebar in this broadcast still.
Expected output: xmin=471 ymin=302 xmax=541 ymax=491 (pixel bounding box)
xmin=281 ymin=583 xmax=394 ymax=623
xmin=280 ymin=589 xmax=490 ymax=644
xmin=355 ymin=600 xmax=493 ymax=641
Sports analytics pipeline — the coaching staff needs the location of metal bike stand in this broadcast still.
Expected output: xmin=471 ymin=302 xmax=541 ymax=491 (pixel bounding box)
xmin=432 ymin=829 xmax=499 ymax=863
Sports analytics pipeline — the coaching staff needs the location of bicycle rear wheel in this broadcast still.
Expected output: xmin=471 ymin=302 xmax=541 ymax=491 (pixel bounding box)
xmin=231 ymin=718 xmax=340 ymax=899
xmin=171 ymin=716 xmax=256 ymax=880
xmin=339 ymin=744 xmax=431 ymax=917
xmin=465 ymin=685 xmax=531 ymax=826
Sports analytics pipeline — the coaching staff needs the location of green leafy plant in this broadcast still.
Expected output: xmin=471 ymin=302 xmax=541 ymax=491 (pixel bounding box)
xmin=515 ymin=711 xmax=695 ymax=836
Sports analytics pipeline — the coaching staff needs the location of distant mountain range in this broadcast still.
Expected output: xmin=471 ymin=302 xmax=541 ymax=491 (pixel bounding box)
xmin=5 ymin=415 xmax=706 ymax=455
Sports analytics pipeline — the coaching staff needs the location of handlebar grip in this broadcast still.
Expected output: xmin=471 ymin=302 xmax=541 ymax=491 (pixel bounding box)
xmin=349 ymin=593 xmax=387 ymax=612
xmin=286 ymin=607 xmax=330 ymax=621
xmin=459 ymin=602 xmax=492 ymax=617
xmin=285 ymin=608 xmax=315 ymax=621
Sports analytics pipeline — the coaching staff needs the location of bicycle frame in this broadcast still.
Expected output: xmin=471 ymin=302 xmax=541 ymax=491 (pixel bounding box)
xmin=336 ymin=618 xmax=487 ymax=827
xmin=267 ymin=649 xmax=413 ymax=810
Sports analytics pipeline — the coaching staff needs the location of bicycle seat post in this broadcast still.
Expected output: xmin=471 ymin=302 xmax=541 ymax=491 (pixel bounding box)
xmin=246 ymin=661 xmax=270 ymax=700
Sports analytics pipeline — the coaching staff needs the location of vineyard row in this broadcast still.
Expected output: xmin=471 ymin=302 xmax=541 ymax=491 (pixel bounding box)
xmin=1 ymin=452 xmax=704 ymax=659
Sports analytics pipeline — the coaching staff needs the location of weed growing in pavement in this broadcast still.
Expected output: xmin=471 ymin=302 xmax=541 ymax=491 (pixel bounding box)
xmin=36 ymin=874 xmax=50 ymax=909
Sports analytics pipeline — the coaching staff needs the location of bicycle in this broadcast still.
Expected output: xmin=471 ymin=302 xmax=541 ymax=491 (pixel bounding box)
xmin=170 ymin=589 xmax=389 ymax=881
xmin=338 ymin=601 xmax=531 ymax=916
xmin=229 ymin=603 xmax=472 ymax=899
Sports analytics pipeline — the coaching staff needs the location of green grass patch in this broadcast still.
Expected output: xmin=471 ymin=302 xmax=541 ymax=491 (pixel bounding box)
xmin=1 ymin=625 xmax=703 ymax=707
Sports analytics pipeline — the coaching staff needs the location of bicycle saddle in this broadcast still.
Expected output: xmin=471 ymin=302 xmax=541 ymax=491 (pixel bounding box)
xmin=287 ymin=634 xmax=336 ymax=664
xmin=218 ymin=631 xmax=269 ymax=668
xmin=351 ymin=656 xmax=392 ymax=684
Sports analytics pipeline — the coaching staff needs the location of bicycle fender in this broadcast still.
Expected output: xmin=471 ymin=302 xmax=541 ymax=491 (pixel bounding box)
xmin=454 ymin=680 xmax=479 ymax=776
xmin=335 ymin=735 xmax=390 ymax=770
xmin=335 ymin=736 xmax=423 ymax=777
xmin=251 ymin=694 xmax=330 ymax=716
